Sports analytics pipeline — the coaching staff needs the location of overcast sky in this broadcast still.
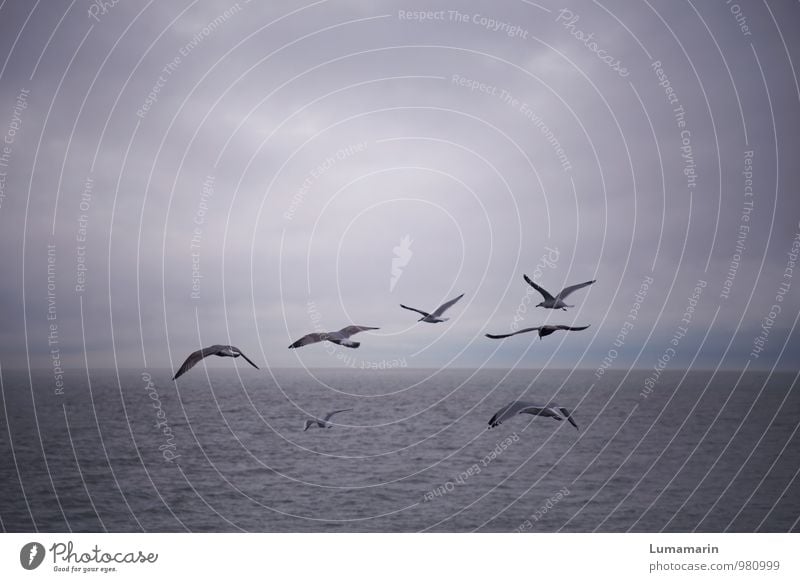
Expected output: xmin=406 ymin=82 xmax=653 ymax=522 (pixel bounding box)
xmin=0 ymin=0 xmax=798 ymax=374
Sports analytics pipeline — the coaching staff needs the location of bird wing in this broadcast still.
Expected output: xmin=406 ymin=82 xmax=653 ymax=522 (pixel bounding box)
xmin=400 ymin=304 xmax=431 ymax=318
xmin=554 ymin=325 xmax=591 ymax=332
xmin=232 ymin=347 xmax=260 ymax=369
xmin=322 ymin=408 xmax=353 ymax=422
xmin=288 ymin=333 xmax=325 ymax=349
xmin=558 ymin=407 xmax=579 ymax=430
xmin=556 ymin=280 xmax=596 ymax=300
xmin=523 ymin=275 xmax=555 ymax=301
xmin=519 ymin=405 xmax=554 ymax=418
xmin=488 ymin=400 xmax=541 ymax=427
xmin=172 ymin=345 xmax=225 ymax=380
xmin=525 ymin=406 xmax=561 ymax=419
xmin=328 ymin=338 xmax=360 ymax=348
xmin=431 ymin=293 xmax=465 ymax=318
xmin=485 ymin=327 xmax=541 ymax=339
xmin=337 ymin=325 xmax=379 ymax=338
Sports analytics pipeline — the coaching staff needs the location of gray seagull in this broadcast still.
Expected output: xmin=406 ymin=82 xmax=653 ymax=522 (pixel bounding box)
xmin=172 ymin=345 xmax=259 ymax=380
xmin=303 ymin=408 xmax=353 ymax=431
xmin=488 ymin=400 xmax=579 ymax=430
xmin=523 ymin=275 xmax=596 ymax=310
xmin=485 ymin=324 xmax=590 ymax=340
xmin=288 ymin=325 xmax=379 ymax=349
xmin=400 ymin=293 xmax=464 ymax=323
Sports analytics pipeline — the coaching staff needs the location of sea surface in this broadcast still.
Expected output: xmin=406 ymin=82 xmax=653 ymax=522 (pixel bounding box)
xmin=1 ymin=368 xmax=798 ymax=532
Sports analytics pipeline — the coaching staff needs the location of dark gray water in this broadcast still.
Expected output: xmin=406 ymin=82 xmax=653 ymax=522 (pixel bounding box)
xmin=1 ymin=368 xmax=798 ymax=532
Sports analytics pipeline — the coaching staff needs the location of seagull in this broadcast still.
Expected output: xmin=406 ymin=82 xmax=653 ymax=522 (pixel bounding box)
xmin=288 ymin=325 xmax=379 ymax=349
xmin=400 ymin=293 xmax=464 ymax=323
xmin=303 ymin=408 xmax=353 ymax=431
xmin=485 ymin=324 xmax=590 ymax=340
xmin=488 ymin=400 xmax=579 ymax=430
xmin=172 ymin=345 xmax=259 ymax=380
xmin=523 ymin=275 xmax=596 ymax=310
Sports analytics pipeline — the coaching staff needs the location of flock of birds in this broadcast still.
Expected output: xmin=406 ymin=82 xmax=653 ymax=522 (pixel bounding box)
xmin=172 ymin=275 xmax=596 ymax=432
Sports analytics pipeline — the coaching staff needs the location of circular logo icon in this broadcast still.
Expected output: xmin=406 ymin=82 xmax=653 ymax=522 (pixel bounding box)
xmin=20 ymin=542 xmax=46 ymax=570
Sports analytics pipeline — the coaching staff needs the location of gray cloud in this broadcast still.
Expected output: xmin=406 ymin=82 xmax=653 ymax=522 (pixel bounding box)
xmin=0 ymin=0 xmax=798 ymax=375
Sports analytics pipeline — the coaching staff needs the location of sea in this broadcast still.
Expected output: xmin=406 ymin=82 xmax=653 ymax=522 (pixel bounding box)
xmin=1 ymin=368 xmax=798 ymax=532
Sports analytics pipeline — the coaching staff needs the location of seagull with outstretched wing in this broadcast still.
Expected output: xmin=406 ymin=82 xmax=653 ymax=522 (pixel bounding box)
xmin=400 ymin=293 xmax=464 ymax=323
xmin=488 ymin=400 xmax=579 ymax=430
xmin=303 ymin=408 xmax=353 ymax=431
xmin=485 ymin=324 xmax=590 ymax=340
xmin=523 ymin=275 xmax=596 ymax=310
xmin=172 ymin=345 xmax=259 ymax=380
xmin=288 ymin=325 xmax=379 ymax=349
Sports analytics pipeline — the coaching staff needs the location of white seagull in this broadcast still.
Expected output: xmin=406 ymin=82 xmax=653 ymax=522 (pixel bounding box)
xmin=288 ymin=325 xmax=379 ymax=349
xmin=172 ymin=345 xmax=259 ymax=380
xmin=523 ymin=275 xmax=596 ymax=310
xmin=488 ymin=400 xmax=579 ymax=430
xmin=303 ymin=409 xmax=353 ymax=431
xmin=400 ymin=293 xmax=464 ymax=323
xmin=485 ymin=324 xmax=590 ymax=340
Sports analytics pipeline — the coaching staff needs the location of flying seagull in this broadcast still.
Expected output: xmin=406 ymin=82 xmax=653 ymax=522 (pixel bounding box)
xmin=485 ymin=324 xmax=590 ymax=340
xmin=523 ymin=275 xmax=596 ymax=310
xmin=303 ymin=409 xmax=353 ymax=431
xmin=288 ymin=325 xmax=379 ymax=349
xmin=172 ymin=345 xmax=259 ymax=380
xmin=400 ymin=293 xmax=464 ymax=323
xmin=488 ymin=400 xmax=579 ymax=430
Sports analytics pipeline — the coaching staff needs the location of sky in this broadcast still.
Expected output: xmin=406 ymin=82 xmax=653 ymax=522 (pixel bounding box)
xmin=0 ymin=0 xmax=798 ymax=374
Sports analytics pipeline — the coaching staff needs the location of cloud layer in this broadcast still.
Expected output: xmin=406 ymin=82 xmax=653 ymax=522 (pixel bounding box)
xmin=0 ymin=0 xmax=798 ymax=375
